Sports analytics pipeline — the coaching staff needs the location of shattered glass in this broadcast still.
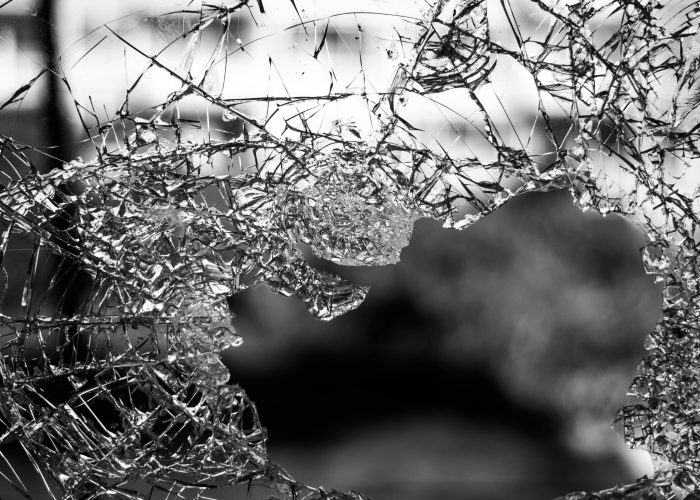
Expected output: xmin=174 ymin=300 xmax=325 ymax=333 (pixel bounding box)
xmin=0 ymin=0 xmax=699 ymax=497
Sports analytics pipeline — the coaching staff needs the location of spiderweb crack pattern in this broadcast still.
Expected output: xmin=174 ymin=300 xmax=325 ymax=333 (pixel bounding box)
xmin=0 ymin=0 xmax=698 ymax=498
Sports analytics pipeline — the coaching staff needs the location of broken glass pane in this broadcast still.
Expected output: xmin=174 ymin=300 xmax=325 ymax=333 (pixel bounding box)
xmin=0 ymin=0 xmax=699 ymax=498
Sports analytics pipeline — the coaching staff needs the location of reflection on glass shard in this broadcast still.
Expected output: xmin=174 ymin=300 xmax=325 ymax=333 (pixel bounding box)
xmin=0 ymin=0 xmax=699 ymax=498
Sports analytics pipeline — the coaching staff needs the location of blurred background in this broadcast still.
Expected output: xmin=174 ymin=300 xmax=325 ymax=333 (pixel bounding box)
xmin=0 ymin=1 xmax=662 ymax=498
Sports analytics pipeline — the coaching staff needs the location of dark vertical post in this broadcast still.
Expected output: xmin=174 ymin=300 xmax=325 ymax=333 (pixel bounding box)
xmin=36 ymin=0 xmax=89 ymax=318
xmin=37 ymin=0 xmax=68 ymax=172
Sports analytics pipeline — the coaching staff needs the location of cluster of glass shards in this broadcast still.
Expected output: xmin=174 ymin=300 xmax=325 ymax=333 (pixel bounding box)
xmin=0 ymin=0 xmax=698 ymax=498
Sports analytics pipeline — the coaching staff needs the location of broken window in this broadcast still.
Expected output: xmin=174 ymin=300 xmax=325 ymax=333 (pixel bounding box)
xmin=0 ymin=0 xmax=698 ymax=498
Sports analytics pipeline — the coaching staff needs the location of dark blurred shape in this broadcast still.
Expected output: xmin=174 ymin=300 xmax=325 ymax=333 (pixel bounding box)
xmin=225 ymin=188 xmax=661 ymax=499
xmin=36 ymin=0 xmax=66 ymax=171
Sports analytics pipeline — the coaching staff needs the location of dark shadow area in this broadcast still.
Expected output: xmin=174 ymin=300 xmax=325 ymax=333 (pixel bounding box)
xmin=228 ymin=346 xmax=559 ymax=444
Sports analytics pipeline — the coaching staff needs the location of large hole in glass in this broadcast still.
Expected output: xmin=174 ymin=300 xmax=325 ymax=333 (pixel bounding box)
xmin=226 ymin=189 xmax=662 ymax=500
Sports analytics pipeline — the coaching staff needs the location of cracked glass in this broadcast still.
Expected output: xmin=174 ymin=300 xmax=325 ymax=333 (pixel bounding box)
xmin=0 ymin=0 xmax=698 ymax=498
